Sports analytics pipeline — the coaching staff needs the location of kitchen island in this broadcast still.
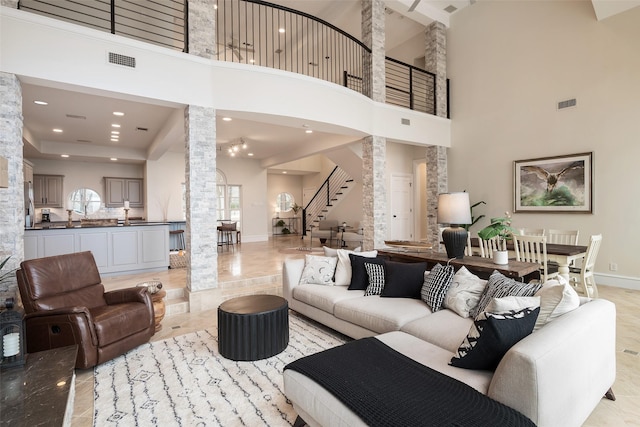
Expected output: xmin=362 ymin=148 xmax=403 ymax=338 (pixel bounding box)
xmin=24 ymin=222 xmax=170 ymax=276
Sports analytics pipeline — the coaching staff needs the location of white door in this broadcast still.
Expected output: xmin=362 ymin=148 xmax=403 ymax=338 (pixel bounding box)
xmin=390 ymin=174 xmax=413 ymax=240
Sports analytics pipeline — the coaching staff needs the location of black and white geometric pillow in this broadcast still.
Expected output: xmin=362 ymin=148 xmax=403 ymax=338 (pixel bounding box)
xmin=470 ymin=271 xmax=542 ymax=319
xmin=450 ymin=306 xmax=540 ymax=371
xmin=420 ymin=263 xmax=455 ymax=311
xmin=364 ymin=262 xmax=385 ymax=296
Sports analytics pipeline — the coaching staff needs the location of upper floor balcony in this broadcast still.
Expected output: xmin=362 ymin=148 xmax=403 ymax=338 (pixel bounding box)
xmin=17 ymin=0 xmax=447 ymax=118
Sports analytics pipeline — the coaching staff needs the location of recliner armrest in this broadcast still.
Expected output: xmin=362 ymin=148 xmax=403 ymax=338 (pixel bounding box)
xmin=104 ymin=286 xmax=150 ymax=305
xmin=24 ymin=306 xmax=99 ymax=348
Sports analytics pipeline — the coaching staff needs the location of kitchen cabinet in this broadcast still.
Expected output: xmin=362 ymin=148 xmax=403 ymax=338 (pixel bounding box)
xmin=23 ymin=160 xmax=33 ymax=184
xmin=33 ymin=174 xmax=64 ymax=207
xmin=105 ymin=177 xmax=144 ymax=207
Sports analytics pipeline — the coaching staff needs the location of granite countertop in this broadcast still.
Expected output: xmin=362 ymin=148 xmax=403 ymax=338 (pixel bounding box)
xmin=26 ymin=221 xmax=170 ymax=230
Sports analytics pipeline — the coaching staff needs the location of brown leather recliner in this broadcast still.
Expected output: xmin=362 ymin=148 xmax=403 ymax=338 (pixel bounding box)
xmin=16 ymin=251 xmax=155 ymax=369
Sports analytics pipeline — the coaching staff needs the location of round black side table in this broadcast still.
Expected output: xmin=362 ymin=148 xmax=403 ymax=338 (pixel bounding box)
xmin=218 ymin=295 xmax=289 ymax=361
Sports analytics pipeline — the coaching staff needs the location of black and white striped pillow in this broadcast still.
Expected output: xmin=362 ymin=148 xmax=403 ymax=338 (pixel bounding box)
xmin=470 ymin=271 xmax=542 ymax=319
xmin=364 ymin=262 xmax=385 ymax=296
xmin=420 ymin=263 xmax=455 ymax=311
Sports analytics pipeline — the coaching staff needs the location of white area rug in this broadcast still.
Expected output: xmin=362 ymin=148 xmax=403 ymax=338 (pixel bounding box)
xmin=93 ymin=314 xmax=347 ymax=426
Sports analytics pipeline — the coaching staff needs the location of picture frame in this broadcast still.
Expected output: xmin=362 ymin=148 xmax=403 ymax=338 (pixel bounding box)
xmin=514 ymin=152 xmax=593 ymax=213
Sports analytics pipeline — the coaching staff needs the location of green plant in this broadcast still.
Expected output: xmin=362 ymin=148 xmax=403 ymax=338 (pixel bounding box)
xmin=281 ymin=227 xmax=291 ymax=234
xmin=0 ymin=256 xmax=16 ymax=287
xmin=462 ymin=200 xmax=486 ymax=232
xmin=477 ymin=212 xmax=518 ymax=244
xmin=275 ymin=219 xmax=286 ymax=227
xmin=291 ymin=203 xmax=302 ymax=215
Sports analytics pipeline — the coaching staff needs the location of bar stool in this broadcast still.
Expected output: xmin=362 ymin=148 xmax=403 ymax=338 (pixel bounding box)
xmin=169 ymin=229 xmax=185 ymax=251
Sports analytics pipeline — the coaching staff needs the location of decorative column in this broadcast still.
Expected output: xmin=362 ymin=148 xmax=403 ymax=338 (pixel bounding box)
xmin=188 ymin=0 xmax=216 ymax=59
xmin=0 ymin=72 xmax=24 ymax=302
xmin=424 ymin=21 xmax=449 ymax=248
xmin=184 ymin=106 xmax=218 ymax=309
xmin=361 ymin=0 xmax=387 ymax=251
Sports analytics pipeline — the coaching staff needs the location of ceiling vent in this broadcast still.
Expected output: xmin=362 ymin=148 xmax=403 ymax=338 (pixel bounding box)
xmin=76 ymin=139 xmax=92 ymax=143
xmin=557 ymin=98 xmax=577 ymax=110
xmin=401 ymin=118 xmax=410 ymax=125
xmin=444 ymin=5 xmax=458 ymax=13
xmin=136 ymin=127 xmax=148 ymax=132
xmin=66 ymin=114 xmax=86 ymax=120
xmin=108 ymin=52 xmax=136 ymax=68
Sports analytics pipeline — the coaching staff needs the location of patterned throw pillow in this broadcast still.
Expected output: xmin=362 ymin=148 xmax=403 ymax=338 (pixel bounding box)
xmin=298 ymin=255 xmax=338 ymax=286
xmin=364 ymin=262 xmax=385 ymax=296
xmin=443 ymin=267 xmax=488 ymax=318
xmin=420 ymin=263 xmax=455 ymax=311
xmin=470 ymin=271 xmax=542 ymax=319
xmin=450 ymin=306 xmax=540 ymax=370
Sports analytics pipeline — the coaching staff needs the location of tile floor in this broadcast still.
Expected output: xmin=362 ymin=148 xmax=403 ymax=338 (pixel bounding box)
xmin=71 ymin=235 xmax=639 ymax=426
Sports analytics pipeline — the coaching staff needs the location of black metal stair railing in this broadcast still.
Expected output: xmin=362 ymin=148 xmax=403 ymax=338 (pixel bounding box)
xmin=301 ymin=166 xmax=352 ymax=236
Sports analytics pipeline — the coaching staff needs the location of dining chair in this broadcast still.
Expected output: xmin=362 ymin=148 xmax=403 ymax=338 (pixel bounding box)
xmin=547 ymin=229 xmax=579 ymax=245
xmin=569 ymin=234 xmax=602 ymax=298
xmin=476 ymin=236 xmax=506 ymax=259
xmin=464 ymin=232 xmax=474 ymax=256
xmin=518 ymin=228 xmax=545 ymax=236
xmin=513 ymin=234 xmax=558 ymax=283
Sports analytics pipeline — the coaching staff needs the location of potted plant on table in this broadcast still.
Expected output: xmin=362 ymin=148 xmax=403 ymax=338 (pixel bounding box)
xmin=477 ymin=212 xmax=517 ymax=265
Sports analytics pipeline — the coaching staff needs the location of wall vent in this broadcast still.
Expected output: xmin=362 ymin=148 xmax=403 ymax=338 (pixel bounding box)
xmin=401 ymin=118 xmax=411 ymax=125
xmin=557 ymin=98 xmax=577 ymax=110
xmin=76 ymin=139 xmax=92 ymax=143
xmin=108 ymin=52 xmax=136 ymax=68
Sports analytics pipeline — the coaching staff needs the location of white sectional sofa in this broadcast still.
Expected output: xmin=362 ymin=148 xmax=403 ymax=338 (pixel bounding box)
xmin=282 ymin=257 xmax=617 ymax=427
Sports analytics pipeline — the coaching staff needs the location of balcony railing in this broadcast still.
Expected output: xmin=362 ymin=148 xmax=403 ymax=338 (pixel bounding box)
xmin=17 ymin=0 xmax=444 ymax=116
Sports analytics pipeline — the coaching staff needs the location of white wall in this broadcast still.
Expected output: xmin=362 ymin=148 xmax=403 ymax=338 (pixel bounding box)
xmin=266 ymin=173 xmax=303 ymax=235
xmin=146 ymin=151 xmax=185 ymax=221
xmin=29 ymin=158 xmax=144 ymax=222
xmin=447 ymin=1 xmax=640 ymax=287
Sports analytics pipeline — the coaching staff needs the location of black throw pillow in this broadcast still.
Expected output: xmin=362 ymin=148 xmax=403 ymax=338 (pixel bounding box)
xmin=380 ymin=260 xmax=428 ymax=299
xmin=348 ymin=255 xmax=384 ymax=290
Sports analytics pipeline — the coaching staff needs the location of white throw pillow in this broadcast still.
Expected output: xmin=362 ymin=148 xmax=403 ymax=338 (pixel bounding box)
xmin=334 ymin=249 xmax=377 ymax=286
xmin=533 ymin=282 xmax=580 ymax=331
xmin=323 ymin=246 xmax=362 ymax=257
xmin=299 ymin=255 xmax=338 ymax=286
xmin=443 ymin=266 xmax=488 ymax=318
xmin=484 ymin=296 xmax=541 ymax=314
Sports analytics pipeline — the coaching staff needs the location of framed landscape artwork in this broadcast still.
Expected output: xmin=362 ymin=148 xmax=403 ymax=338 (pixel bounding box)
xmin=514 ymin=152 xmax=593 ymax=213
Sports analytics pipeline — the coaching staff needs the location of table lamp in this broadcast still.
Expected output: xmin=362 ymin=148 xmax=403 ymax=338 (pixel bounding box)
xmin=437 ymin=192 xmax=471 ymax=259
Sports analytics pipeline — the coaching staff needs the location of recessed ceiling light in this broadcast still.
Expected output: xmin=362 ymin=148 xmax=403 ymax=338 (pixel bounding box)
xmin=53 ymin=128 xmax=63 ymax=133
xmin=305 ymin=129 xmax=313 ymax=134
xmin=110 ymin=157 xmax=118 ymax=161
xmin=279 ymin=28 xmax=285 ymax=33
xmin=248 ymin=153 xmax=254 ymax=156
xmin=111 ymin=138 xmax=119 ymax=142
xmin=34 ymin=100 xmax=48 ymax=105
xmin=112 ymin=124 xmax=121 ymax=128
xmin=60 ymin=154 xmax=69 ymax=158
xmin=282 ymin=171 xmax=287 ymax=174
xmin=222 ymin=117 xmax=232 ymax=122
xmin=113 ymin=111 xmax=125 ymax=116
xmin=111 ymin=131 xmax=120 ymax=135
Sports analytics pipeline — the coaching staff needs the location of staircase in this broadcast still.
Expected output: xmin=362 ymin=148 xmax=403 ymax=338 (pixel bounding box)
xmin=302 ymin=166 xmax=355 ymax=234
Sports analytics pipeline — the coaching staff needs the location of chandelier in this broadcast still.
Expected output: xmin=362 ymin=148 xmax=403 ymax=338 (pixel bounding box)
xmin=225 ymin=138 xmax=248 ymax=157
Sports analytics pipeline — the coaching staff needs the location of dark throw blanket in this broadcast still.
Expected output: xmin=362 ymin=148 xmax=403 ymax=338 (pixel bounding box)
xmin=284 ymin=337 xmax=535 ymax=427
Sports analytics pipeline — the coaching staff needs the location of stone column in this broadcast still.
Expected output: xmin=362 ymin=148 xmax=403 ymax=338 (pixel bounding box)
xmin=188 ymin=0 xmax=216 ymax=59
xmin=184 ymin=105 xmax=217 ymax=311
xmin=0 ymin=72 xmax=24 ymax=302
xmin=424 ymin=21 xmax=448 ymax=247
xmin=361 ymin=0 xmax=387 ymax=250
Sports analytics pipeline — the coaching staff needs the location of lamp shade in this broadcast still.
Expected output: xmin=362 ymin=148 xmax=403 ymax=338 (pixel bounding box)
xmin=437 ymin=192 xmax=472 ymax=225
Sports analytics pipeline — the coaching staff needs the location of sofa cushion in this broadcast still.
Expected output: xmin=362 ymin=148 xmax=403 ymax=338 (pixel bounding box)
xmin=293 ymin=284 xmax=364 ymax=314
xmin=348 ymin=255 xmax=384 ymax=291
xmin=533 ymin=281 xmax=580 ymax=331
xmin=299 ymin=255 xmax=338 ymax=286
xmin=443 ymin=266 xmax=488 ymax=318
xmin=450 ymin=306 xmax=540 ymax=371
xmin=420 ymin=263 xmax=454 ymax=310
xmin=334 ymin=297 xmax=432 ymax=334
xmin=470 ymin=271 xmax=542 ymax=318
xmin=382 ymin=261 xmax=429 ymax=299
xmin=400 ymin=309 xmax=474 ymax=354
xmin=334 ymin=249 xmax=378 ymax=286
xmin=364 ymin=262 xmax=385 ymax=296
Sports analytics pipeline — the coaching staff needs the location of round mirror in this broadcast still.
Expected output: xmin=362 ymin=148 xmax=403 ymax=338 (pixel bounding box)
xmin=276 ymin=192 xmax=294 ymax=213
xmin=68 ymin=188 xmax=101 ymax=215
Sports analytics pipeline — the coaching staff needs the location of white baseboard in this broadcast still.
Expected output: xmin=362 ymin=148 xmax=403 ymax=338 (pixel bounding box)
xmin=594 ymin=273 xmax=640 ymax=291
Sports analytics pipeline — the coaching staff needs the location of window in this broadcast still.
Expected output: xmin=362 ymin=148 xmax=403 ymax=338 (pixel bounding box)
xmin=216 ymin=170 xmax=242 ymax=228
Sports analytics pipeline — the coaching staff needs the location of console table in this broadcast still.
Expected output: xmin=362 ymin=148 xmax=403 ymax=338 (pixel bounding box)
xmin=1 ymin=345 xmax=77 ymax=426
xmin=378 ymin=249 xmax=540 ymax=281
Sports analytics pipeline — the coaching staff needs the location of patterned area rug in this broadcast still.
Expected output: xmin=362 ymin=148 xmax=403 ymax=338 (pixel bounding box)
xmin=93 ymin=314 xmax=347 ymax=426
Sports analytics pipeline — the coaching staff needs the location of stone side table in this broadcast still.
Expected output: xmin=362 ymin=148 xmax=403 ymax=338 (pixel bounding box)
xmin=218 ymin=295 xmax=289 ymax=361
